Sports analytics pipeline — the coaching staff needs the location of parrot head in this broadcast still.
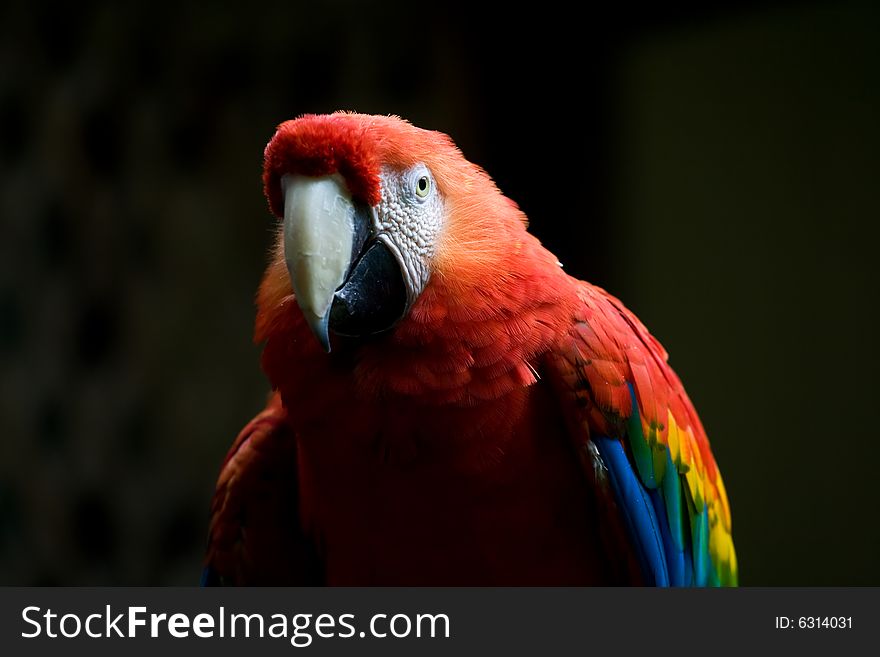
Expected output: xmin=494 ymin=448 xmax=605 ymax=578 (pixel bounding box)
xmin=260 ymin=112 xmax=535 ymax=352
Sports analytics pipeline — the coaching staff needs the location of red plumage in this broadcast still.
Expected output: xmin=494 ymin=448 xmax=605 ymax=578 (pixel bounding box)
xmin=206 ymin=113 xmax=735 ymax=586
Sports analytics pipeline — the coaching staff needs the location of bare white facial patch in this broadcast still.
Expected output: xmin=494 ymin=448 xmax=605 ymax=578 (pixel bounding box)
xmin=375 ymin=164 xmax=444 ymax=307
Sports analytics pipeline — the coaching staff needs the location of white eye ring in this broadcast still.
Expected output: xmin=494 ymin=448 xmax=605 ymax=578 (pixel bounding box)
xmin=415 ymin=174 xmax=431 ymax=198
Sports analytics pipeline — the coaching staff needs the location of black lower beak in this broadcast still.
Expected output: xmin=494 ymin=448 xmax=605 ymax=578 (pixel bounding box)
xmin=329 ymin=239 xmax=407 ymax=340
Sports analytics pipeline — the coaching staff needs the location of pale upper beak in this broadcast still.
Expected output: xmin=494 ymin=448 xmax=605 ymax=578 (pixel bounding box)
xmin=281 ymin=173 xmax=357 ymax=351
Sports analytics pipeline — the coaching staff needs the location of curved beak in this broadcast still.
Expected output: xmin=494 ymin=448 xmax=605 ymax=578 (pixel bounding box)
xmin=281 ymin=173 xmax=357 ymax=352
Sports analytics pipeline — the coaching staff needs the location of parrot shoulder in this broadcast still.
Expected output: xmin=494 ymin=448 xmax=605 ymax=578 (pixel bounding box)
xmin=203 ymin=392 xmax=320 ymax=585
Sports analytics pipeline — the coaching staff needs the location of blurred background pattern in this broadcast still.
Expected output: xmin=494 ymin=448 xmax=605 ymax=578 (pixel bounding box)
xmin=1 ymin=0 xmax=877 ymax=585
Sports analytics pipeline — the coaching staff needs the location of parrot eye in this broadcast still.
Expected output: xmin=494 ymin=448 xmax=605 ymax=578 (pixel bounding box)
xmin=415 ymin=175 xmax=431 ymax=198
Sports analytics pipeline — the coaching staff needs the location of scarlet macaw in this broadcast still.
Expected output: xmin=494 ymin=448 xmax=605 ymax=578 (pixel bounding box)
xmin=204 ymin=113 xmax=736 ymax=586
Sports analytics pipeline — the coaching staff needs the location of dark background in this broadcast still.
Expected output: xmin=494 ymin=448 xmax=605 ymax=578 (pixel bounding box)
xmin=1 ymin=0 xmax=877 ymax=585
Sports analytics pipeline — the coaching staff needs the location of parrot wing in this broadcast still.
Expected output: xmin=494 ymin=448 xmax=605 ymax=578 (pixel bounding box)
xmin=203 ymin=392 xmax=321 ymax=585
xmin=544 ymin=282 xmax=737 ymax=586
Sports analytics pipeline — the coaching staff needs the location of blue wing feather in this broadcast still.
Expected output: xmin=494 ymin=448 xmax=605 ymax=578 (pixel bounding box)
xmin=649 ymin=488 xmax=688 ymax=586
xmin=200 ymin=565 xmax=220 ymax=587
xmin=594 ymin=436 xmax=669 ymax=586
